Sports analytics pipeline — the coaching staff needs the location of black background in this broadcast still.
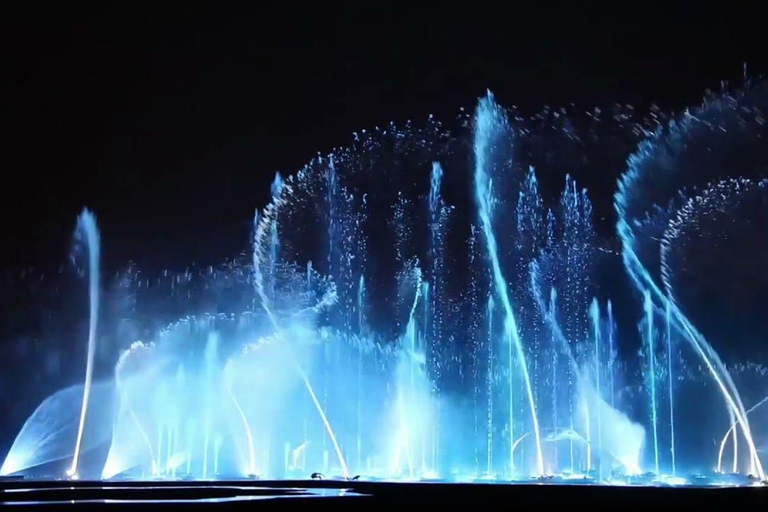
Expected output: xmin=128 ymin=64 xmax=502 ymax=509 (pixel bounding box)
xmin=2 ymin=2 xmax=765 ymax=272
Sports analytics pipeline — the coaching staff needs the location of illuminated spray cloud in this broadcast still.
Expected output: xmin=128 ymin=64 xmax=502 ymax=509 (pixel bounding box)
xmin=3 ymin=82 xmax=768 ymax=485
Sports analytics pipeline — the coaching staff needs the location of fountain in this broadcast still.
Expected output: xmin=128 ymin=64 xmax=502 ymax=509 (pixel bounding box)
xmin=2 ymin=82 xmax=768 ymax=487
xmin=474 ymin=93 xmax=544 ymax=476
xmin=67 ymin=209 xmax=101 ymax=479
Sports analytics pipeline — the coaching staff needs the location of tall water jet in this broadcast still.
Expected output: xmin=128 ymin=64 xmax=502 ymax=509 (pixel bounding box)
xmin=428 ymin=161 xmax=446 ymax=471
xmin=559 ymin=175 xmax=595 ymax=475
xmin=549 ymin=288 xmax=558 ymax=472
xmin=406 ymin=268 xmax=422 ymax=394
xmin=607 ymin=300 xmax=615 ymax=408
xmin=665 ymin=299 xmax=676 ymax=476
xmin=474 ymin=92 xmax=544 ymax=476
xmin=327 ymin=157 xmax=337 ymax=258
xmin=269 ymin=173 xmax=284 ymax=307
xmin=69 ymin=208 xmax=101 ymax=478
xmin=486 ymin=295 xmax=494 ymax=476
xmin=357 ymin=275 xmax=366 ymax=334
xmin=583 ymin=392 xmax=591 ymax=473
xmin=402 ymin=280 xmax=422 ymax=477
xmin=644 ymin=290 xmax=659 ymax=475
xmin=429 ymin=162 xmax=443 ymax=242
xmin=531 ymin=251 xmax=587 ymax=476
xmin=589 ymin=298 xmax=602 ymax=476
xmin=324 ymin=160 xmax=336 ymax=459
xmin=428 ymin=161 xmax=444 ymax=375
xmin=202 ymin=333 xmax=219 ymax=479
xmin=356 ymin=274 xmax=365 ymax=469
xmin=421 ymin=282 xmax=430 ymax=370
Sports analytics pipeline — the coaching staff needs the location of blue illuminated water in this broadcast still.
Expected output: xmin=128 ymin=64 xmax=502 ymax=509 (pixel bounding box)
xmin=2 ymin=82 xmax=768 ymax=486
xmin=69 ymin=209 xmax=101 ymax=479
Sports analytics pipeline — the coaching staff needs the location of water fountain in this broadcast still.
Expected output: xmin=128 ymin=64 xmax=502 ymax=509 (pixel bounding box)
xmin=2 ymin=81 xmax=767 ymax=487
xmin=68 ymin=209 xmax=101 ymax=479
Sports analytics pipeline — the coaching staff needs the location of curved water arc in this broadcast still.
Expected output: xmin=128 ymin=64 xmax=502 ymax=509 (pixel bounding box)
xmin=615 ymin=216 xmax=764 ymax=480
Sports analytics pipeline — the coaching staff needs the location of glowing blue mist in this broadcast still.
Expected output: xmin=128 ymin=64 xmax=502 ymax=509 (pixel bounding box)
xmin=473 ymin=92 xmax=544 ymax=476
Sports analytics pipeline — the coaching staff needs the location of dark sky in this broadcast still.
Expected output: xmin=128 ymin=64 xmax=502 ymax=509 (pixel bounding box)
xmin=3 ymin=2 xmax=765 ymax=271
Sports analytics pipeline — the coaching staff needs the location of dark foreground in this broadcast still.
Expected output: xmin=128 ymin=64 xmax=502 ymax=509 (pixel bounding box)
xmin=1 ymin=478 xmax=766 ymax=510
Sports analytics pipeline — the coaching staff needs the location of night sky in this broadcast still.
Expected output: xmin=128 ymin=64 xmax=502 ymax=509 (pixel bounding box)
xmin=3 ymin=3 xmax=765 ymax=272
